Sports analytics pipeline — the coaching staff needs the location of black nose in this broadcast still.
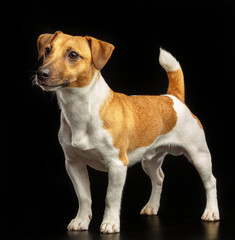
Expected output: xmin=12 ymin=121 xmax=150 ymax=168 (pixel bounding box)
xmin=37 ymin=68 xmax=51 ymax=81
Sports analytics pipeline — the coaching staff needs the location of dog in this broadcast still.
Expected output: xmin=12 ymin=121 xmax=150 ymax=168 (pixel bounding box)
xmin=34 ymin=31 xmax=219 ymax=234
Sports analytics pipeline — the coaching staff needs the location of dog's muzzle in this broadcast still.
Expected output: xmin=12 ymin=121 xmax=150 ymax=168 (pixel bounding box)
xmin=36 ymin=67 xmax=70 ymax=91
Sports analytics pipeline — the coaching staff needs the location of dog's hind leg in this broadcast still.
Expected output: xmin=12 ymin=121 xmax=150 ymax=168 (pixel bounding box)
xmin=140 ymin=153 xmax=166 ymax=215
xmin=185 ymin=145 xmax=220 ymax=221
xmin=168 ymin=94 xmax=219 ymax=221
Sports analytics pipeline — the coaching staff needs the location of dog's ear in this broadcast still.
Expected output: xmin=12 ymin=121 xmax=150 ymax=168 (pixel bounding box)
xmin=37 ymin=33 xmax=53 ymax=60
xmin=85 ymin=36 xmax=115 ymax=70
xmin=37 ymin=31 xmax=63 ymax=60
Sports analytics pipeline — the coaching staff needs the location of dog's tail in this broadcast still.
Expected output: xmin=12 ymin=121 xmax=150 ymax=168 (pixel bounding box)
xmin=159 ymin=48 xmax=185 ymax=103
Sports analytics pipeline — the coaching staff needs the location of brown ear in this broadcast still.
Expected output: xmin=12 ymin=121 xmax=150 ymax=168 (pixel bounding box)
xmin=37 ymin=31 xmax=63 ymax=60
xmin=37 ymin=33 xmax=53 ymax=60
xmin=85 ymin=36 xmax=115 ymax=70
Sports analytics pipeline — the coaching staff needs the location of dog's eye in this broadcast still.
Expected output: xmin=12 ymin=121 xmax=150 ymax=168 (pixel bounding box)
xmin=44 ymin=47 xmax=51 ymax=57
xmin=68 ymin=51 xmax=79 ymax=60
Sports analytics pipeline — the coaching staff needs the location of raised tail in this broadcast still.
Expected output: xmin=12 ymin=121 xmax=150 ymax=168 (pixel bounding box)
xmin=159 ymin=48 xmax=185 ymax=103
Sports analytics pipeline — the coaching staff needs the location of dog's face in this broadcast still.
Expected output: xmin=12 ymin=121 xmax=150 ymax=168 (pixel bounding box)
xmin=35 ymin=31 xmax=114 ymax=91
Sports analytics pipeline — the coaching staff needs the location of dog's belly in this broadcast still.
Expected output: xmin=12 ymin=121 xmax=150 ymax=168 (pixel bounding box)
xmin=127 ymin=132 xmax=184 ymax=166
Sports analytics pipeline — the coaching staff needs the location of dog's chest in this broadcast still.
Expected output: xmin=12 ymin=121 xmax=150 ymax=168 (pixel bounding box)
xmin=58 ymin=102 xmax=117 ymax=168
xmin=59 ymin=111 xmax=101 ymax=150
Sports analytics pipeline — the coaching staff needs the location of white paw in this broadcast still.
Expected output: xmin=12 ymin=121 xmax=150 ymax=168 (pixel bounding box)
xmin=140 ymin=204 xmax=159 ymax=215
xmin=201 ymin=209 xmax=220 ymax=222
xmin=67 ymin=216 xmax=91 ymax=231
xmin=100 ymin=219 xmax=120 ymax=234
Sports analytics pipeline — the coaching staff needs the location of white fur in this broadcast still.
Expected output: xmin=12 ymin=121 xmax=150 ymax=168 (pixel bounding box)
xmin=53 ymin=50 xmax=219 ymax=234
xmin=159 ymin=48 xmax=180 ymax=72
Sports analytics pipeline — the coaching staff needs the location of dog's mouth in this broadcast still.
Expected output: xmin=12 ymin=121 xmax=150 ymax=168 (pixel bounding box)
xmin=39 ymin=81 xmax=70 ymax=89
xmin=34 ymin=76 xmax=70 ymax=91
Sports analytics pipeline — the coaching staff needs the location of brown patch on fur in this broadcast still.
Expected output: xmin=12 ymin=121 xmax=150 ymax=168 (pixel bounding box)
xmin=100 ymin=92 xmax=177 ymax=165
xmin=167 ymin=68 xmax=185 ymax=103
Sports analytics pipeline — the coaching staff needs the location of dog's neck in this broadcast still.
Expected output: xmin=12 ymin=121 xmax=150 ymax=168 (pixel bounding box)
xmin=56 ymin=71 xmax=111 ymax=140
xmin=56 ymin=71 xmax=110 ymax=111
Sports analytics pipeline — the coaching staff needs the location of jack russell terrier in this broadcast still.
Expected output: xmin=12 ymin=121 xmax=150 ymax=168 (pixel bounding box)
xmin=34 ymin=31 xmax=219 ymax=234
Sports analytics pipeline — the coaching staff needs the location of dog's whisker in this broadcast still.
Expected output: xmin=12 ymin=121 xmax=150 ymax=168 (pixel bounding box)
xmin=30 ymin=75 xmax=37 ymax=86
xmin=29 ymin=70 xmax=39 ymax=87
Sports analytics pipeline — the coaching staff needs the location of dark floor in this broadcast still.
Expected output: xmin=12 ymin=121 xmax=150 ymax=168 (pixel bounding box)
xmin=1 ymin=206 xmax=234 ymax=240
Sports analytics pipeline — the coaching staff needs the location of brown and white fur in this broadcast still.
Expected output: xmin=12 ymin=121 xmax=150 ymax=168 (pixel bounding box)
xmin=34 ymin=31 xmax=219 ymax=234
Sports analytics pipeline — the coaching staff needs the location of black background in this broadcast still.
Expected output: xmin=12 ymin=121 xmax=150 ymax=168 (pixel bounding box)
xmin=1 ymin=1 xmax=235 ymax=239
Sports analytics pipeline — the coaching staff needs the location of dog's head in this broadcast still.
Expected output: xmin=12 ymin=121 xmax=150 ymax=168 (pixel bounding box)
xmin=35 ymin=31 xmax=114 ymax=91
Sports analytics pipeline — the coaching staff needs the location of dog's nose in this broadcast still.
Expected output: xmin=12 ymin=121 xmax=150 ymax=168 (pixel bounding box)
xmin=37 ymin=68 xmax=51 ymax=81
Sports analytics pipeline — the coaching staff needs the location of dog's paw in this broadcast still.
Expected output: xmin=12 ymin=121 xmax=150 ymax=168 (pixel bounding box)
xmin=201 ymin=209 xmax=220 ymax=222
xmin=100 ymin=219 xmax=120 ymax=234
xmin=67 ymin=216 xmax=91 ymax=231
xmin=140 ymin=204 xmax=159 ymax=215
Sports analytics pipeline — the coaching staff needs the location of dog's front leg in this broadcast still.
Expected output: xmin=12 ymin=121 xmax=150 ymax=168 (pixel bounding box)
xmin=65 ymin=159 xmax=92 ymax=231
xmin=100 ymin=163 xmax=127 ymax=234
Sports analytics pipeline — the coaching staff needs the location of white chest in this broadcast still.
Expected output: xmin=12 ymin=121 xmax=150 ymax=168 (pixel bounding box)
xmin=59 ymin=110 xmax=107 ymax=151
xmin=58 ymin=111 xmax=118 ymax=172
xmin=56 ymin=74 xmax=119 ymax=170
